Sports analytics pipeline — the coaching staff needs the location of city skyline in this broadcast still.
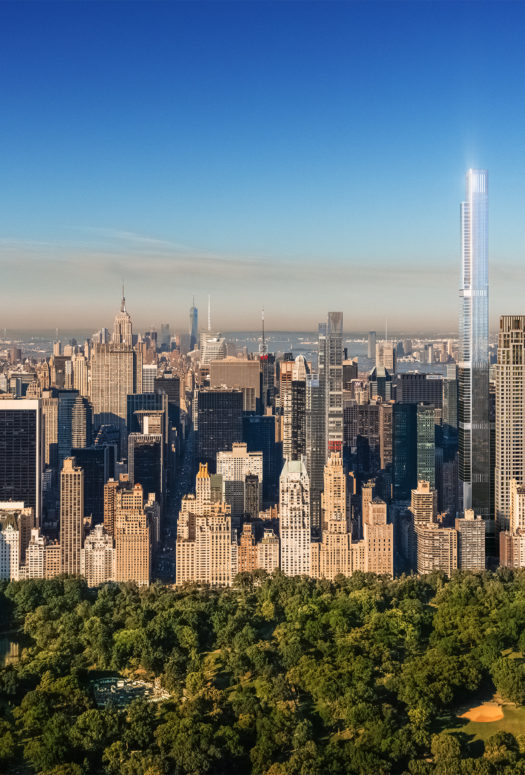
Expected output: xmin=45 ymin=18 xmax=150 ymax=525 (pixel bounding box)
xmin=2 ymin=2 xmax=525 ymax=329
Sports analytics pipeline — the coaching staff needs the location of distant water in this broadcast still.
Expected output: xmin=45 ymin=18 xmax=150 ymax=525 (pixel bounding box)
xmin=2 ymin=328 xmax=453 ymax=374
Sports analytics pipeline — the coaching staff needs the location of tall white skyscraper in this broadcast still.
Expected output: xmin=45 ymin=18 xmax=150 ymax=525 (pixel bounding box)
xmin=279 ymin=459 xmax=310 ymax=576
xmin=459 ymin=169 xmax=490 ymax=522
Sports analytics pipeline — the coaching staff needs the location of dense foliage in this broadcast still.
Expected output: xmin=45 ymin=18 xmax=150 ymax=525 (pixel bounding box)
xmin=1 ymin=570 xmax=525 ymax=774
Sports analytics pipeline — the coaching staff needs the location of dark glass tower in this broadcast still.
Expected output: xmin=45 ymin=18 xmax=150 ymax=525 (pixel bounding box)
xmin=197 ymin=388 xmax=243 ymax=472
xmin=0 ymin=400 xmax=42 ymax=522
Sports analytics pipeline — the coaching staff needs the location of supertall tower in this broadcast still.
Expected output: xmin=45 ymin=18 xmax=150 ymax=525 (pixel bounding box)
xmin=189 ymin=298 xmax=198 ymax=351
xmin=459 ymin=169 xmax=490 ymax=521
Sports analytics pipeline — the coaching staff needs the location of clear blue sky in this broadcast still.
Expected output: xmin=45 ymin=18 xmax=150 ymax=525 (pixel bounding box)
xmin=1 ymin=1 xmax=524 ymax=332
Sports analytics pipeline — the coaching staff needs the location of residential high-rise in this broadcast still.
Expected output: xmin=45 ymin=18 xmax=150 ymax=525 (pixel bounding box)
xmin=311 ymin=453 xmax=352 ymax=580
xmin=283 ymin=355 xmax=308 ymax=461
xmin=114 ymin=484 xmax=151 ymax=585
xmin=0 ymin=400 xmax=42 ymax=523
xmin=60 ymin=457 xmax=84 ymax=575
xmin=459 ymin=169 xmax=490 ymax=520
xmin=456 ymin=509 xmax=485 ymax=571
xmin=410 ymin=480 xmax=437 ymax=526
xmin=176 ymin=466 xmax=237 ymax=586
xmin=495 ymin=316 xmax=525 ymax=532
xmin=81 ymin=524 xmax=115 ymax=587
xmin=364 ymin=498 xmax=393 ymax=577
xmin=416 ymin=522 xmax=457 ymax=575
xmin=279 ymin=459 xmax=310 ymax=576
xmin=417 ymin=403 xmax=436 ymax=488
xmin=322 ymin=312 xmax=344 ymax=455
xmin=305 ymin=374 xmax=325 ymax=531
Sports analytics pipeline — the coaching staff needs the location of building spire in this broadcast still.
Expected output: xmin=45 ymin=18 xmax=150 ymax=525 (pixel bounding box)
xmin=208 ymin=294 xmax=211 ymax=332
xmin=121 ymin=283 xmax=126 ymax=313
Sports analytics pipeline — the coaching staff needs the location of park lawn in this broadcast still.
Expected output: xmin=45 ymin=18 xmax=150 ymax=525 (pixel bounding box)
xmin=458 ymin=703 xmax=525 ymax=742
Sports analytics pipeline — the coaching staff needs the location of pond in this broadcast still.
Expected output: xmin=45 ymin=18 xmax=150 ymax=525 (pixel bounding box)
xmin=0 ymin=636 xmax=20 ymax=666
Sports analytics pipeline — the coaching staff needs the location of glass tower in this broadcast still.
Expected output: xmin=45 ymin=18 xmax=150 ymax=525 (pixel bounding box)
xmin=459 ymin=169 xmax=490 ymax=520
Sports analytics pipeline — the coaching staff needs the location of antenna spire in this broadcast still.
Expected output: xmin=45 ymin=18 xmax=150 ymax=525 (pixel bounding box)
xmin=208 ymin=294 xmax=211 ymax=332
xmin=121 ymin=283 xmax=126 ymax=313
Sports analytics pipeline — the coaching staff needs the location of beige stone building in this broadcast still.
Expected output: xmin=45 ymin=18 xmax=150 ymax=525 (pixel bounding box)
xmin=114 ymin=484 xmax=151 ymax=586
xmin=495 ymin=316 xmax=525 ymax=531
xmin=416 ymin=522 xmax=457 ymax=575
xmin=60 ymin=457 xmax=84 ymax=575
xmin=176 ymin=465 xmax=237 ymax=586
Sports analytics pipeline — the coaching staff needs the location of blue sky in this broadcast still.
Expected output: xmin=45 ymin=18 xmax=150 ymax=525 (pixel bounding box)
xmin=1 ymin=1 xmax=524 ymax=332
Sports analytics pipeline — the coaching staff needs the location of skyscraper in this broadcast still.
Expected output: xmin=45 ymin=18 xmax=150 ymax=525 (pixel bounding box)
xmin=0 ymin=400 xmax=42 ymax=523
xmin=319 ymin=312 xmax=343 ymax=456
xmin=279 ymin=459 xmax=311 ymax=576
xmin=112 ymin=288 xmax=133 ymax=345
xmin=60 ymin=457 xmax=84 ymax=575
xmin=417 ymin=403 xmax=436 ymax=488
xmin=495 ymin=316 xmax=525 ymax=532
xmin=197 ymin=388 xmax=243 ymax=472
xmin=368 ymin=331 xmax=376 ymax=360
xmin=459 ymin=169 xmax=490 ymax=520
xmin=189 ymin=299 xmax=198 ymax=351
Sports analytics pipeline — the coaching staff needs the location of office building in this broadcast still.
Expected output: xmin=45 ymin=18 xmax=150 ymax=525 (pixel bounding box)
xmin=71 ymin=446 xmax=109 ymax=524
xmin=90 ymin=342 xmax=142 ymax=455
xmin=279 ymin=459 xmax=310 ymax=576
xmin=0 ymin=400 xmax=42 ymax=523
xmin=112 ymin=289 xmax=133 ymax=345
xmin=393 ymin=403 xmax=417 ymax=501
xmin=376 ymin=341 xmax=396 ymax=373
xmin=197 ymin=388 xmax=243 ymax=472
xmin=459 ymin=169 xmax=490 ymax=520
xmin=60 ymin=457 xmax=84 ymax=576
xmin=142 ymin=364 xmax=158 ymax=393
xmin=243 ymin=414 xmax=279 ymax=504
xmin=394 ymin=373 xmax=443 ymax=407
xmin=71 ymin=395 xmax=93 ymax=449
xmin=216 ymin=443 xmax=263 ymax=518
xmin=210 ymin=357 xmax=261 ymax=413
xmin=368 ymin=331 xmax=376 ymax=360
xmin=189 ymin=300 xmax=199 ymax=351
